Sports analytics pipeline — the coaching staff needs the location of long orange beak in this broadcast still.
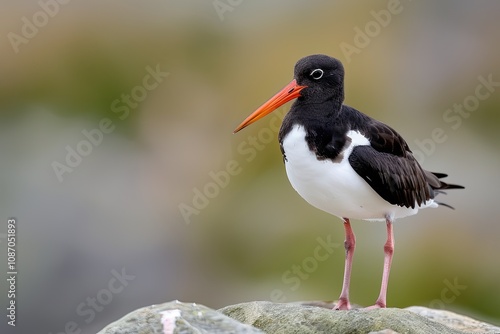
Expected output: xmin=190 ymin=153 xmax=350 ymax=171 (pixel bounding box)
xmin=233 ymin=79 xmax=306 ymax=133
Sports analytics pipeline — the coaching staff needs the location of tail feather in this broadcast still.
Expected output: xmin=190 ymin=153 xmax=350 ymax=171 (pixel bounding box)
xmin=424 ymin=170 xmax=464 ymax=210
xmin=438 ymin=182 xmax=465 ymax=190
xmin=432 ymin=172 xmax=449 ymax=179
xmin=426 ymin=170 xmax=465 ymax=191
xmin=436 ymin=201 xmax=456 ymax=210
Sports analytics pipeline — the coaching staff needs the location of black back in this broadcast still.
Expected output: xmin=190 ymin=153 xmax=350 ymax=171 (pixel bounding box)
xmin=278 ymin=55 xmax=463 ymax=209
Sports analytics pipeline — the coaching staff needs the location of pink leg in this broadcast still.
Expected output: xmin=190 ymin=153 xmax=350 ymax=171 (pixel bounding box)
xmin=334 ymin=218 xmax=355 ymax=310
xmin=365 ymin=217 xmax=394 ymax=309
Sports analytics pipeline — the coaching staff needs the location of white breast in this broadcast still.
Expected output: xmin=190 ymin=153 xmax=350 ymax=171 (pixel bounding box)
xmin=281 ymin=125 xmax=435 ymax=221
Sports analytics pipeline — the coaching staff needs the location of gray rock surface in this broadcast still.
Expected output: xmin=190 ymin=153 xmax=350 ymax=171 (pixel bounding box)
xmin=219 ymin=301 xmax=463 ymax=334
xmin=406 ymin=306 xmax=500 ymax=334
xmin=98 ymin=300 xmax=500 ymax=334
xmin=97 ymin=300 xmax=263 ymax=334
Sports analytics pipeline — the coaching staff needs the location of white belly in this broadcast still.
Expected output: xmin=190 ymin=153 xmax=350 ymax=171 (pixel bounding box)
xmin=282 ymin=125 xmax=435 ymax=221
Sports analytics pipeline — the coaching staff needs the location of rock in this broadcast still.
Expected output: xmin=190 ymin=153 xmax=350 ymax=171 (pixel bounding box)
xmin=97 ymin=300 xmax=263 ymax=334
xmin=406 ymin=306 xmax=500 ymax=334
xmin=219 ymin=301 xmax=500 ymax=334
xmin=98 ymin=300 xmax=500 ymax=334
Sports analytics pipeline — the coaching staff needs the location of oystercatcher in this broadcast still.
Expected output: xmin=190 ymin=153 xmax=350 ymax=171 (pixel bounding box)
xmin=233 ymin=54 xmax=463 ymax=310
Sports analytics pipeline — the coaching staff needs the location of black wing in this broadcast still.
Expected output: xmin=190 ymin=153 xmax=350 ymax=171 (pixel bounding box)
xmin=360 ymin=115 xmax=410 ymax=157
xmin=349 ymin=145 xmax=431 ymax=208
xmin=348 ymin=116 xmax=463 ymax=208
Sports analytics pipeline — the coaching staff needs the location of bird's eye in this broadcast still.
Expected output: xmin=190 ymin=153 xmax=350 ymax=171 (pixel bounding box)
xmin=310 ymin=69 xmax=324 ymax=80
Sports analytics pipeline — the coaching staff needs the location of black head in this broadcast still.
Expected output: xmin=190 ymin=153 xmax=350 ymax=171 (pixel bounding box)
xmin=294 ymin=54 xmax=345 ymax=104
xmin=233 ymin=54 xmax=345 ymax=133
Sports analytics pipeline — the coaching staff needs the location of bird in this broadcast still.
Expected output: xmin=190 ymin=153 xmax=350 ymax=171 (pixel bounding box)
xmin=233 ymin=54 xmax=464 ymax=310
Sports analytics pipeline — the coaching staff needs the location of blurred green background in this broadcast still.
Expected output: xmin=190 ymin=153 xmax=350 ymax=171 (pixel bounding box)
xmin=1 ymin=1 xmax=500 ymax=333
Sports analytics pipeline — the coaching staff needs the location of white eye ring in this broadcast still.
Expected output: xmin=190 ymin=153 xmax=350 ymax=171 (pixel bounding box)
xmin=310 ymin=69 xmax=324 ymax=80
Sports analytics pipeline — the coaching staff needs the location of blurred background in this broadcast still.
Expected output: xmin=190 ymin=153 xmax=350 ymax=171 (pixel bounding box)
xmin=1 ymin=0 xmax=499 ymax=332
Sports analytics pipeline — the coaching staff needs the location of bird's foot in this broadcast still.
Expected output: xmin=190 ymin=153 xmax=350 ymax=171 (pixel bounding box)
xmin=333 ymin=298 xmax=351 ymax=310
xmin=363 ymin=301 xmax=386 ymax=310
